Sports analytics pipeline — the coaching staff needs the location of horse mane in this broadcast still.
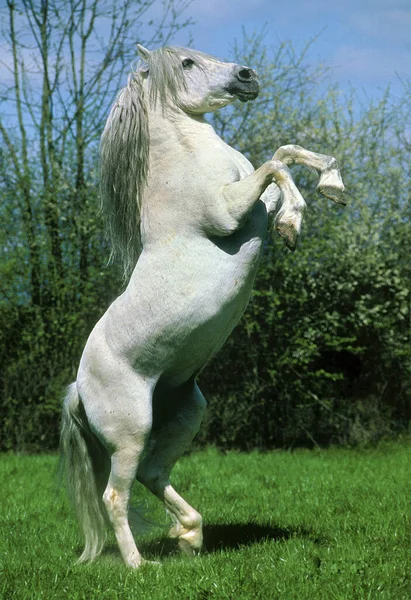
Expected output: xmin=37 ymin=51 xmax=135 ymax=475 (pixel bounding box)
xmin=100 ymin=74 xmax=148 ymax=279
xmin=99 ymin=46 xmax=217 ymax=279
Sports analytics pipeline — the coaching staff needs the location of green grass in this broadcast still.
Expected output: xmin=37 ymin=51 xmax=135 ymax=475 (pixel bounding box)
xmin=1 ymin=442 xmax=410 ymax=599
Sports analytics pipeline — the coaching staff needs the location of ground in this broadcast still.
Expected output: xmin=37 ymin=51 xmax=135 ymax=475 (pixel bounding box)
xmin=1 ymin=441 xmax=410 ymax=599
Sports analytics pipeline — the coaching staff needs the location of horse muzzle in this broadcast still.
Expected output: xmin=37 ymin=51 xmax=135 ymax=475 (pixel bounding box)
xmin=227 ymin=66 xmax=260 ymax=102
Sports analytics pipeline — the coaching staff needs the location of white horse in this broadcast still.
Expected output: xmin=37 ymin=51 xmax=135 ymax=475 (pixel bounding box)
xmin=61 ymin=44 xmax=345 ymax=568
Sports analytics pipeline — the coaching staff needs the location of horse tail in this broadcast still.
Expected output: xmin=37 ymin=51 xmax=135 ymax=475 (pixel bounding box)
xmin=60 ymin=383 xmax=109 ymax=563
xmin=100 ymin=74 xmax=149 ymax=280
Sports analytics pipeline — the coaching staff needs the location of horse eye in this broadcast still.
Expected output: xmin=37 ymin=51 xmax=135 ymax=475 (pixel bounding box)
xmin=182 ymin=58 xmax=195 ymax=69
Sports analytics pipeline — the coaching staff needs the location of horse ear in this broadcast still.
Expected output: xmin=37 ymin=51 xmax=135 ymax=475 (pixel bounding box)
xmin=137 ymin=44 xmax=151 ymax=62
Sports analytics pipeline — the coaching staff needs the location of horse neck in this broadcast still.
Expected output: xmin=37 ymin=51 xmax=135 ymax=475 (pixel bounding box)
xmin=140 ymin=103 xmax=222 ymax=243
xmin=147 ymin=104 xmax=217 ymax=162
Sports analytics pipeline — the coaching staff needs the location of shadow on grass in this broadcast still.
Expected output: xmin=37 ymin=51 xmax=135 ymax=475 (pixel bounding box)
xmin=139 ymin=522 xmax=323 ymax=560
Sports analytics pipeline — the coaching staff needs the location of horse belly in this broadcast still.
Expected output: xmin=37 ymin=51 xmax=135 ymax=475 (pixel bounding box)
xmin=164 ymin=283 xmax=253 ymax=386
xmin=158 ymin=230 xmax=265 ymax=386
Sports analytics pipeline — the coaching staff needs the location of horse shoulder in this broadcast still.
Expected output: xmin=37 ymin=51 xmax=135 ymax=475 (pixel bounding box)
xmin=220 ymin=141 xmax=255 ymax=179
xmin=195 ymin=127 xmax=255 ymax=179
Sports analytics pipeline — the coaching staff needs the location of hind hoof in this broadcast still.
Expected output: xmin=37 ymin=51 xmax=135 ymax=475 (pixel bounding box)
xmin=170 ymin=524 xmax=203 ymax=557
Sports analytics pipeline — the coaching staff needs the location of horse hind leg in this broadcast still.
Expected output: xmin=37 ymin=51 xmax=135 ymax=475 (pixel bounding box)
xmin=103 ymin=444 xmax=147 ymax=567
xmin=78 ymin=365 xmax=155 ymax=568
xmin=137 ymin=379 xmax=206 ymax=557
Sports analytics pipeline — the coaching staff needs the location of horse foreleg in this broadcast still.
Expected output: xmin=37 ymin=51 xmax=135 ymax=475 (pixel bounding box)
xmin=221 ymin=159 xmax=306 ymax=250
xmin=137 ymin=380 xmax=206 ymax=557
xmin=273 ymin=144 xmax=345 ymax=205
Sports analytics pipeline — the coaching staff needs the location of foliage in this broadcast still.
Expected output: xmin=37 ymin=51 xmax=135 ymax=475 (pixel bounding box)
xmin=1 ymin=442 xmax=411 ymax=598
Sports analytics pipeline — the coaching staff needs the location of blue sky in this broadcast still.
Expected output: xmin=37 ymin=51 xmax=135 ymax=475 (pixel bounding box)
xmin=0 ymin=0 xmax=409 ymax=111
xmin=169 ymin=0 xmax=411 ymax=102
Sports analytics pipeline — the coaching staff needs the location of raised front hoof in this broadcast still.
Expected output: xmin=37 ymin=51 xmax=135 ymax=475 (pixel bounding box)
xmin=317 ymin=184 xmax=346 ymax=206
xmin=276 ymin=222 xmax=298 ymax=251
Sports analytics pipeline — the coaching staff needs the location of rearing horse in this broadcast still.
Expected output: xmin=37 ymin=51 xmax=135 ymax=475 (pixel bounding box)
xmin=61 ymin=44 xmax=345 ymax=568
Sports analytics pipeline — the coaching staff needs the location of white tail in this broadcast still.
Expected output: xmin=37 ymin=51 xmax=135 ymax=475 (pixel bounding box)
xmin=60 ymin=383 xmax=109 ymax=562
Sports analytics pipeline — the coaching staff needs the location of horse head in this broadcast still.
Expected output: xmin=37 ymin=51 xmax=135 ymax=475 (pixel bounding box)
xmin=136 ymin=44 xmax=260 ymax=115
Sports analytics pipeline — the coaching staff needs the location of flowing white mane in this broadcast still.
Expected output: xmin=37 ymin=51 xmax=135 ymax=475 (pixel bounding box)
xmin=99 ymin=46 xmax=217 ymax=278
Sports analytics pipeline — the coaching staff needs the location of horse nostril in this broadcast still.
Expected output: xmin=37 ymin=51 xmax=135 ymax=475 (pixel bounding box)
xmin=237 ymin=67 xmax=255 ymax=82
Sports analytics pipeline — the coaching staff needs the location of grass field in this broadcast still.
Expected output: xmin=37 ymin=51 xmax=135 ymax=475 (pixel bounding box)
xmin=1 ymin=441 xmax=410 ymax=599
